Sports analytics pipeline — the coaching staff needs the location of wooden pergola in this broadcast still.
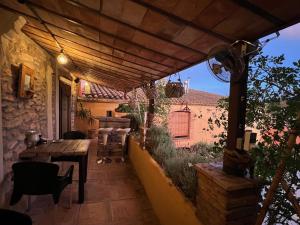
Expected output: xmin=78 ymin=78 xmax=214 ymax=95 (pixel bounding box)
xmin=1 ymin=0 xmax=299 ymax=91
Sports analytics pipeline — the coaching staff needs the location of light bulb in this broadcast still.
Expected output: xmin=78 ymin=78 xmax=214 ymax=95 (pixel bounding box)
xmin=57 ymin=51 xmax=68 ymax=64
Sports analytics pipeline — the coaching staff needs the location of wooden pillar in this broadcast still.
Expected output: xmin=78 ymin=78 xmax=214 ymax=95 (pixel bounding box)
xmin=147 ymin=80 xmax=155 ymax=128
xmin=226 ymin=58 xmax=248 ymax=150
xmin=223 ymin=57 xmax=252 ymax=176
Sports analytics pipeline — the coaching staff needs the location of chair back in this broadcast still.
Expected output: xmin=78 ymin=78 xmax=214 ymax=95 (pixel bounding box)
xmin=12 ymin=161 xmax=59 ymax=196
xmin=63 ymin=131 xmax=86 ymax=139
xmin=0 ymin=209 xmax=32 ymax=225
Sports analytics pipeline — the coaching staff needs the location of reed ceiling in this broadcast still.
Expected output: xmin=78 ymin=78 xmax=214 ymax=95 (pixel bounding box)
xmin=1 ymin=0 xmax=300 ymax=91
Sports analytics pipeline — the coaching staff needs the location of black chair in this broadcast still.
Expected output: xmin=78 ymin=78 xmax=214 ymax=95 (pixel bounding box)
xmin=0 ymin=208 xmax=32 ymax=225
xmin=63 ymin=131 xmax=87 ymax=140
xmin=10 ymin=161 xmax=74 ymax=209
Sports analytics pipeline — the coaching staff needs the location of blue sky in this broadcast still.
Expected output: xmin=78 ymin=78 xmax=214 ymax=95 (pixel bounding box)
xmin=179 ymin=23 xmax=300 ymax=96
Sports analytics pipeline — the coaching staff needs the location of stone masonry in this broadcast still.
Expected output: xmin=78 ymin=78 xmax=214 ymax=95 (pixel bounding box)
xmin=0 ymin=15 xmax=55 ymax=176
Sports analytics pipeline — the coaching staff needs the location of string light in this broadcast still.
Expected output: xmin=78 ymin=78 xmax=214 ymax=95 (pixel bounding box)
xmin=57 ymin=49 xmax=68 ymax=65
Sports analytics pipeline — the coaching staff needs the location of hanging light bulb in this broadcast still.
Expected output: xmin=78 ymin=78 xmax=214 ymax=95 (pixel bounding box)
xmin=57 ymin=49 xmax=68 ymax=65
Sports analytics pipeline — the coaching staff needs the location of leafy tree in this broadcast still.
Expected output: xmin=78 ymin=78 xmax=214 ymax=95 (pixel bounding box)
xmin=208 ymin=54 xmax=300 ymax=224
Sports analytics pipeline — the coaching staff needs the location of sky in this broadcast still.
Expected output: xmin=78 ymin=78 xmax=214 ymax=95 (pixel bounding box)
xmin=179 ymin=23 xmax=300 ymax=96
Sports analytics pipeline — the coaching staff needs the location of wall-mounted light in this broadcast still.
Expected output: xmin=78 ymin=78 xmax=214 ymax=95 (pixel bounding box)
xmin=57 ymin=49 xmax=68 ymax=65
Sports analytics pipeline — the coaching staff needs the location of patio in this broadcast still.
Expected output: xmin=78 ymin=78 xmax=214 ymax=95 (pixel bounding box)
xmin=0 ymin=1 xmax=300 ymax=225
xmin=8 ymin=139 xmax=160 ymax=225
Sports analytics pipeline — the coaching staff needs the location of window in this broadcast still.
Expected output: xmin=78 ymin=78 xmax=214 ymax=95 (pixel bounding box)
xmin=168 ymin=111 xmax=191 ymax=138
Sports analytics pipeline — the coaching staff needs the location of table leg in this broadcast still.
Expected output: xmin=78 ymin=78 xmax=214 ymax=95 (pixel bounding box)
xmin=78 ymin=156 xmax=85 ymax=204
xmin=84 ymin=153 xmax=88 ymax=183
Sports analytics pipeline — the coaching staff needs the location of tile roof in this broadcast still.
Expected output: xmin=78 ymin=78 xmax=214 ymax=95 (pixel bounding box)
xmin=80 ymin=82 xmax=126 ymax=101
xmin=170 ymin=89 xmax=223 ymax=106
xmin=80 ymin=82 xmax=223 ymax=106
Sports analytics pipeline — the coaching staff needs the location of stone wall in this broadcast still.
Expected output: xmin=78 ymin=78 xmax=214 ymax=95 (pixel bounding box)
xmin=0 ymin=15 xmax=55 ymax=176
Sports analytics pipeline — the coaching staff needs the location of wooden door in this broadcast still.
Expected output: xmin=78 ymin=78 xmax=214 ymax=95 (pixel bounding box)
xmin=59 ymin=81 xmax=71 ymax=138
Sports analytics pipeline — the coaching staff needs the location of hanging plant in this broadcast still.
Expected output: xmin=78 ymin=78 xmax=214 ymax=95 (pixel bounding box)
xmin=165 ymin=72 xmax=184 ymax=98
xmin=142 ymin=82 xmax=157 ymax=99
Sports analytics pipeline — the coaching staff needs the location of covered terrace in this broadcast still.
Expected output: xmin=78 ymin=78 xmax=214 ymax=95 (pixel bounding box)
xmin=0 ymin=0 xmax=300 ymax=225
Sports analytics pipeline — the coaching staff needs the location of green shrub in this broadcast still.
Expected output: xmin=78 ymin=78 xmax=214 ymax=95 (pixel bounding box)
xmin=146 ymin=126 xmax=176 ymax=167
xmin=145 ymin=126 xmax=221 ymax=202
xmin=165 ymin=153 xmax=206 ymax=202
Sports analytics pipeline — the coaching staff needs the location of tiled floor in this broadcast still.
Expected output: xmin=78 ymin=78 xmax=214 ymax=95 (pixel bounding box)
xmin=10 ymin=140 xmax=160 ymax=225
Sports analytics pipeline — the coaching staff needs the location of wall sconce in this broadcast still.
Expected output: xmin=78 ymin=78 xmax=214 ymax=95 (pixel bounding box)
xmin=57 ymin=49 xmax=68 ymax=65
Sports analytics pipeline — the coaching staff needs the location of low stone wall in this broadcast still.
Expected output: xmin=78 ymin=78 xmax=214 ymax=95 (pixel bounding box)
xmin=128 ymin=137 xmax=202 ymax=225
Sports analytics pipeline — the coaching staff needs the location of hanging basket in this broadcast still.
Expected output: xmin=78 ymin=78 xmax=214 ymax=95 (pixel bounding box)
xmin=165 ymin=77 xmax=184 ymax=98
xmin=142 ymin=82 xmax=157 ymax=99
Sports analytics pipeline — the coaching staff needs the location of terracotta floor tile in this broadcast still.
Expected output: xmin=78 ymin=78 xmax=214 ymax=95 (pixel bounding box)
xmin=78 ymin=202 xmax=111 ymax=225
xmin=110 ymin=198 xmax=145 ymax=222
xmin=8 ymin=140 xmax=160 ymax=225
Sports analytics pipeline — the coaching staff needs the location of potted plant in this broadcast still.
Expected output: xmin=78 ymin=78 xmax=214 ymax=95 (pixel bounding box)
xmin=115 ymin=103 xmax=131 ymax=113
xmin=76 ymin=103 xmax=96 ymax=138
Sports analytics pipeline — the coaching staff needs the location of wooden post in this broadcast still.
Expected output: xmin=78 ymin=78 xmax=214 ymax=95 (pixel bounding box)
xmin=147 ymin=80 xmax=155 ymax=128
xmin=223 ymin=57 xmax=252 ymax=176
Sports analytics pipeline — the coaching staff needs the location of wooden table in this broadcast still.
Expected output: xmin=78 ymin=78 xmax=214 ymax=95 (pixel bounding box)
xmin=19 ymin=139 xmax=91 ymax=204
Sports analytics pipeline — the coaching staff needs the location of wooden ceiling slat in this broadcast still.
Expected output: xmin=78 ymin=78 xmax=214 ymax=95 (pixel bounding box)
xmin=249 ymin=0 xmax=300 ymax=30
xmin=77 ymin=68 xmax=142 ymax=86
xmin=72 ymin=59 xmax=146 ymax=82
xmin=0 ymin=3 xmax=186 ymax=69
xmin=213 ymin=7 xmax=274 ymax=41
xmin=130 ymin=0 xmax=232 ymax=43
xmin=231 ymin=0 xmax=284 ymax=26
xmin=25 ymin=0 xmax=193 ymax=65
xmin=42 ymin=20 xmax=174 ymax=70
xmin=74 ymin=71 xmax=130 ymax=91
xmin=192 ymin=0 xmax=239 ymax=30
xmin=1 ymin=0 xmax=300 ymax=90
xmin=64 ymin=0 xmax=207 ymax=56
xmin=23 ymin=28 xmax=163 ymax=78
xmin=35 ymin=41 xmax=147 ymax=83
xmin=78 ymin=67 xmax=141 ymax=85
xmin=23 ymin=30 xmax=159 ymax=80
xmin=23 ymin=24 xmax=168 ymax=75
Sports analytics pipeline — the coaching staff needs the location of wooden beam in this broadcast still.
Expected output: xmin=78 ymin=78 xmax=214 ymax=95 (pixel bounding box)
xmin=231 ymin=0 xmax=284 ymax=26
xmin=0 ymin=3 xmax=181 ymax=69
xmin=23 ymin=28 xmax=162 ymax=78
xmin=78 ymin=67 xmax=141 ymax=84
xmin=130 ymin=0 xmax=232 ymax=43
xmin=74 ymin=72 xmax=130 ymax=91
xmin=31 ymin=37 xmax=148 ymax=79
xmin=37 ymin=42 xmax=146 ymax=85
xmin=65 ymin=0 xmax=207 ymax=56
xmin=23 ymin=24 xmax=170 ymax=75
xmin=23 ymin=1 xmax=192 ymax=65
xmin=75 ymin=63 xmax=143 ymax=84
xmin=224 ymin=56 xmax=249 ymax=175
